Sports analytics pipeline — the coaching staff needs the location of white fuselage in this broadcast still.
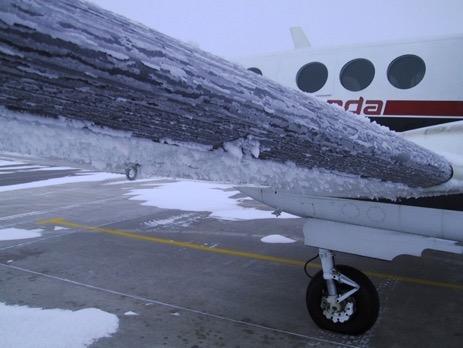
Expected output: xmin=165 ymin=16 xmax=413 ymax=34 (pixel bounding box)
xmin=235 ymin=35 xmax=463 ymax=131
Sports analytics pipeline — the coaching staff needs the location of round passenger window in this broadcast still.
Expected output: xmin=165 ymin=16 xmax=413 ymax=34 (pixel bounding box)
xmin=296 ymin=62 xmax=328 ymax=93
xmin=340 ymin=58 xmax=375 ymax=91
xmin=248 ymin=67 xmax=262 ymax=75
xmin=387 ymin=55 xmax=426 ymax=89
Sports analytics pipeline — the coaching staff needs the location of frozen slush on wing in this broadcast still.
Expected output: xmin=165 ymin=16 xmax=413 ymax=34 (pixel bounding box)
xmin=0 ymin=0 xmax=452 ymax=196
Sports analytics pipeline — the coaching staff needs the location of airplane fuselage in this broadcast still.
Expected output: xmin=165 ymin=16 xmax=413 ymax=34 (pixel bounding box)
xmin=236 ymin=35 xmax=463 ymax=132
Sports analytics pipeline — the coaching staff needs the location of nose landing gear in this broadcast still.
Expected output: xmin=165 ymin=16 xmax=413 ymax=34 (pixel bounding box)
xmin=306 ymin=249 xmax=379 ymax=335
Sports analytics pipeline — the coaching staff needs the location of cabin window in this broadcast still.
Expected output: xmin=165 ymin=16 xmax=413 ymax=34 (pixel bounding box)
xmin=340 ymin=58 xmax=375 ymax=91
xmin=296 ymin=62 xmax=328 ymax=93
xmin=248 ymin=67 xmax=263 ymax=75
xmin=387 ymin=54 xmax=426 ymax=89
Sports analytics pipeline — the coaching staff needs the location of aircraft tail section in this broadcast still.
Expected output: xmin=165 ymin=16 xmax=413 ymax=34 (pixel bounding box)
xmin=290 ymin=27 xmax=311 ymax=49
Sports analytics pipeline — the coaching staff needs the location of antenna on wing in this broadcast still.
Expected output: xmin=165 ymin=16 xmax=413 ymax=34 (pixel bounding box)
xmin=290 ymin=26 xmax=310 ymax=49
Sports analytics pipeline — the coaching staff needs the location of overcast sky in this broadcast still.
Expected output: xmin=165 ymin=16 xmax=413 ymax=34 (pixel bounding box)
xmin=90 ymin=0 xmax=463 ymax=59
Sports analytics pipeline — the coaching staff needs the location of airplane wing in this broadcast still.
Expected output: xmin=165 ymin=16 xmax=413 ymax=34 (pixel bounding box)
xmin=2 ymin=0 xmax=463 ymax=336
xmin=0 ymin=0 xmax=455 ymax=201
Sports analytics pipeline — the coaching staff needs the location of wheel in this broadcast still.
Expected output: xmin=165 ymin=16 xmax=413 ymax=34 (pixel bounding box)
xmin=306 ymin=265 xmax=379 ymax=335
xmin=125 ymin=165 xmax=138 ymax=180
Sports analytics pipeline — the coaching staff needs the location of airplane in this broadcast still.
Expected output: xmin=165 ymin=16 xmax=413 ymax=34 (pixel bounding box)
xmin=234 ymin=28 xmax=463 ymax=333
xmin=0 ymin=0 xmax=462 ymax=336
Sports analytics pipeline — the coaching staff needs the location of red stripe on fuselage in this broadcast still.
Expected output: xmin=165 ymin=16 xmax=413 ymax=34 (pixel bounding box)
xmin=384 ymin=100 xmax=463 ymax=117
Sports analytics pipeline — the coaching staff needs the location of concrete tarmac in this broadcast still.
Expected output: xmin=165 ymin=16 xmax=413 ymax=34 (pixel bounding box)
xmin=0 ymin=153 xmax=462 ymax=348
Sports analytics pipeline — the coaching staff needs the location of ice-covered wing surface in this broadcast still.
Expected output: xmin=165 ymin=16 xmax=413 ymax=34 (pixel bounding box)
xmin=0 ymin=0 xmax=452 ymax=188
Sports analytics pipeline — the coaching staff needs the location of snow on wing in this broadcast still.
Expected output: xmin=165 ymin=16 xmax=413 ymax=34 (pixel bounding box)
xmin=0 ymin=0 xmax=453 ymax=188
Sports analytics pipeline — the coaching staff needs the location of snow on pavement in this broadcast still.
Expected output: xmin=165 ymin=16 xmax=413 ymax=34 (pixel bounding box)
xmin=0 ymin=158 xmax=75 ymax=172
xmin=260 ymin=234 xmax=296 ymax=244
xmin=144 ymin=213 xmax=203 ymax=228
xmin=0 ymin=228 xmax=43 ymax=241
xmin=0 ymin=165 xmax=45 ymax=171
xmin=0 ymin=172 xmax=123 ymax=193
xmin=126 ymin=180 xmax=295 ymax=220
xmin=0 ymin=159 xmax=23 ymax=166
xmin=0 ymin=302 xmax=118 ymax=348
xmin=105 ymin=178 xmax=165 ymax=185
xmin=27 ymin=166 xmax=76 ymax=171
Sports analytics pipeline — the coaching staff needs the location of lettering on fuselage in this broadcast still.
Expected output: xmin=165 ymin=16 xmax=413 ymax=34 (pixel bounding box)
xmin=327 ymin=97 xmax=383 ymax=116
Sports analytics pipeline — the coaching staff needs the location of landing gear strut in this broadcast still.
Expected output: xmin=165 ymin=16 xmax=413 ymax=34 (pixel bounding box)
xmin=306 ymin=249 xmax=379 ymax=335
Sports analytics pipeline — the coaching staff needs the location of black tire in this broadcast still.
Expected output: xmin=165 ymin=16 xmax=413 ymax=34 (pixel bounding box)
xmin=125 ymin=165 xmax=138 ymax=181
xmin=306 ymin=265 xmax=379 ymax=335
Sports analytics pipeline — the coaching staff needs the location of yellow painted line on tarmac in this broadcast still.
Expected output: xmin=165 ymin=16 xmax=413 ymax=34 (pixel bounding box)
xmin=38 ymin=217 xmax=304 ymax=267
xmin=38 ymin=217 xmax=463 ymax=291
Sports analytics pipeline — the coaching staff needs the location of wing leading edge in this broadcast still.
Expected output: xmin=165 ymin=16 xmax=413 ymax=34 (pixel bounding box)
xmin=0 ymin=0 xmax=453 ymax=196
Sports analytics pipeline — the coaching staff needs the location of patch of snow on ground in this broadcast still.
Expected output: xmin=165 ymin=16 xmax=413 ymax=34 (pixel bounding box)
xmin=0 ymin=159 xmax=23 ymax=166
xmin=0 ymin=302 xmax=118 ymax=348
xmin=0 ymin=165 xmax=44 ymax=170
xmin=105 ymin=178 xmax=164 ymax=185
xmin=54 ymin=226 xmax=68 ymax=231
xmin=145 ymin=213 xmax=202 ymax=228
xmin=260 ymin=234 xmax=296 ymax=244
xmin=126 ymin=180 xmax=295 ymax=220
xmin=0 ymin=228 xmax=42 ymax=241
xmin=123 ymin=311 xmax=138 ymax=316
xmin=33 ymin=166 xmax=76 ymax=171
xmin=0 ymin=172 xmax=123 ymax=193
